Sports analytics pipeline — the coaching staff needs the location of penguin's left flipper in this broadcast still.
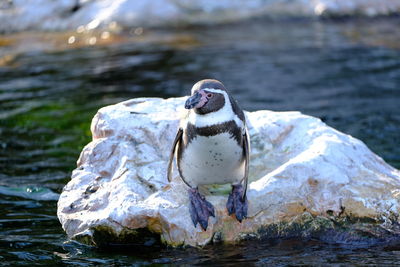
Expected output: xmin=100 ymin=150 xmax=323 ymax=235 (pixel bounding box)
xmin=167 ymin=128 xmax=183 ymax=183
xmin=226 ymin=130 xmax=249 ymax=222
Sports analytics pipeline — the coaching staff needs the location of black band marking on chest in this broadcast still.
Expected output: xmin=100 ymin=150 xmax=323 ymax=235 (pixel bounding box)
xmin=185 ymin=121 xmax=242 ymax=145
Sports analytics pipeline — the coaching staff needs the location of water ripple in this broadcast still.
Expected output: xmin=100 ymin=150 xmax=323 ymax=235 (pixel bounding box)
xmin=0 ymin=18 xmax=399 ymax=265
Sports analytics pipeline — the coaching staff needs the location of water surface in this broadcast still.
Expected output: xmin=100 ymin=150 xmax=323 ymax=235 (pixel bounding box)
xmin=1 ymin=18 xmax=400 ymax=265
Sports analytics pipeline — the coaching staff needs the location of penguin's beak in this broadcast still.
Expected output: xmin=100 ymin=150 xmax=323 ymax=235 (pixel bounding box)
xmin=185 ymin=91 xmax=205 ymax=109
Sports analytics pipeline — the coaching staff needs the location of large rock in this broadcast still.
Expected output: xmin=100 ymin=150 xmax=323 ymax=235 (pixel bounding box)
xmin=1 ymin=0 xmax=400 ymax=32
xmin=57 ymin=97 xmax=400 ymax=247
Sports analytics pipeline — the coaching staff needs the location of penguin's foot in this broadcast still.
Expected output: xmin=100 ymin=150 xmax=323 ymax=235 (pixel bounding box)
xmin=226 ymin=184 xmax=248 ymax=222
xmin=188 ymin=188 xmax=215 ymax=231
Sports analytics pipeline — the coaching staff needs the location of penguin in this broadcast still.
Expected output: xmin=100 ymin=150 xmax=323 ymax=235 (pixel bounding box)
xmin=167 ymin=79 xmax=250 ymax=231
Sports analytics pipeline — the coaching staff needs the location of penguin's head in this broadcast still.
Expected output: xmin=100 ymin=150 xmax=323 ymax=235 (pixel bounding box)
xmin=185 ymin=79 xmax=227 ymax=115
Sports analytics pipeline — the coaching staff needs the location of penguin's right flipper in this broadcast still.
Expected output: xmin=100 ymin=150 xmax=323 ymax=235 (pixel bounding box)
xmin=167 ymin=128 xmax=183 ymax=183
xmin=188 ymin=188 xmax=215 ymax=231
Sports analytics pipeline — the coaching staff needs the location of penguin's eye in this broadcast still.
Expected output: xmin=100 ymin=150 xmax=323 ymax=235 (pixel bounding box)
xmin=207 ymin=93 xmax=213 ymax=98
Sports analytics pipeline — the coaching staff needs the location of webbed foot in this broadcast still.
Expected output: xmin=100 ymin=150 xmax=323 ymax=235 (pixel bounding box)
xmin=226 ymin=184 xmax=248 ymax=222
xmin=188 ymin=188 xmax=215 ymax=231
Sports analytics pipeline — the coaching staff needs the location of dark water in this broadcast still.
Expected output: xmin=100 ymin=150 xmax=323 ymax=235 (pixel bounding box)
xmin=1 ymin=18 xmax=400 ymax=265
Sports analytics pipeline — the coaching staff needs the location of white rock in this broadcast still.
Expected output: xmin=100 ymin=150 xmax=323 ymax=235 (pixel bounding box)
xmin=1 ymin=0 xmax=400 ymax=32
xmin=57 ymin=97 xmax=400 ymax=247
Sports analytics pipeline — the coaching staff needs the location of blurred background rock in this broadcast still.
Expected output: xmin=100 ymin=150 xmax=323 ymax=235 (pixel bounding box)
xmin=1 ymin=0 xmax=400 ymax=32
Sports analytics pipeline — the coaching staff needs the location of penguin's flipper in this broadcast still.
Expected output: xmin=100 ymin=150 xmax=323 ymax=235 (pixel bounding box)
xmin=226 ymin=129 xmax=249 ymax=222
xmin=167 ymin=128 xmax=183 ymax=183
xmin=242 ymin=129 xmax=250 ymax=201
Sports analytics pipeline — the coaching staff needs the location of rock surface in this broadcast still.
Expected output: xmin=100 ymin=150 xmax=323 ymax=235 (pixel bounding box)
xmin=57 ymin=97 xmax=400 ymax=247
xmin=1 ymin=0 xmax=400 ymax=32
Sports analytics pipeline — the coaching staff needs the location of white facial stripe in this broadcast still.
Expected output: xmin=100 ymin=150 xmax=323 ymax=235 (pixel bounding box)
xmin=191 ymin=87 xmax=225 ymax=95
xmin=187 ymin=88 xmax=244 ymax=129
xmin=201 ymin=88 xmax=225 ymax=94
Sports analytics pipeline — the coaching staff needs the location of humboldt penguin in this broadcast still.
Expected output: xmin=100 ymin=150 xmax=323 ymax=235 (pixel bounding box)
xmin=167 ymin=79 xmax=249 ymax=231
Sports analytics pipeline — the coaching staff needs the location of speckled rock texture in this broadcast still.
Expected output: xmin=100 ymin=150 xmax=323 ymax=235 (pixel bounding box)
xmin=57 ymin=97 xmax=400 ymax=247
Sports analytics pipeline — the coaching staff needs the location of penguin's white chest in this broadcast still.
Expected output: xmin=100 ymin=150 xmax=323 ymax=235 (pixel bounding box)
xmin=179 ymin=132 xmax=244 ymax=186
